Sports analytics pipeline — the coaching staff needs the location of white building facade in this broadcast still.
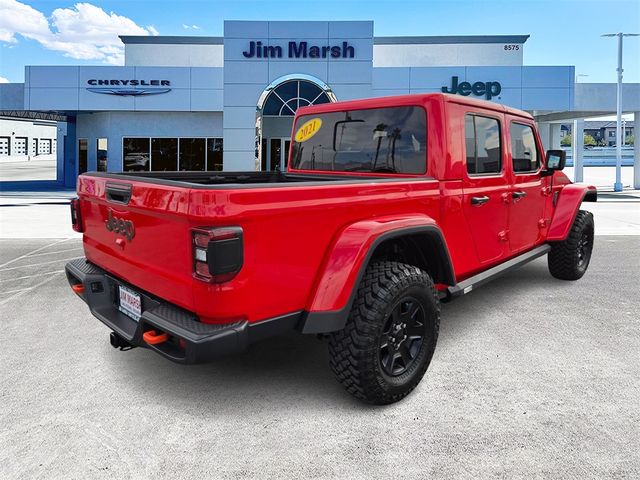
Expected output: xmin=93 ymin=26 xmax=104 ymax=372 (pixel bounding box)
xmin=0 ymin=20 xmax=638 ymax=188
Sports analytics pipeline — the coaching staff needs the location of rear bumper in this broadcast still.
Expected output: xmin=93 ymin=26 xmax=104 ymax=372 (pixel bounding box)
xmin=65 ymin=258 xmax=301 ymax=364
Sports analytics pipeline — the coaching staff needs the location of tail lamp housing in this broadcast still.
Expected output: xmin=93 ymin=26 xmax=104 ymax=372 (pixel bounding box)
xmin=192 ymin=226 xmax=244 ymax=283
xmin=70 ymin=198 xmax=84 ymax=232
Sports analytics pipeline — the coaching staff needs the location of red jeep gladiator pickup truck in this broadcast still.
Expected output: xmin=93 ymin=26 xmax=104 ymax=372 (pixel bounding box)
xmin=66 ymin=93 xmax=596 ymax=404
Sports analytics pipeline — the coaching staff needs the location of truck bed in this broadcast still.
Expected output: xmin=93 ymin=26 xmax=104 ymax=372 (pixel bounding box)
xmin=85 ymin=170 xmax=397 ymax=188
xmin=76 ymin=171 xmax=441 ymax=326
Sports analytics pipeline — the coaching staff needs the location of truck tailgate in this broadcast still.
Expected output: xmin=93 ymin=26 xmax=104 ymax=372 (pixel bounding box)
xmin=77 ymin=175 xmax=194 ymax=312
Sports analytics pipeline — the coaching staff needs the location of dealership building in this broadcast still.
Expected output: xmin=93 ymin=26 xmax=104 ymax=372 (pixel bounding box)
xmin=1 ymin=20 xmax=639 ymax=188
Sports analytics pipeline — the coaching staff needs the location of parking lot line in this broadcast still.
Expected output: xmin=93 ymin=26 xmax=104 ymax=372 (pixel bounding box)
xmin=1 ymin=287 xmax=33 ymax=295
xmin=25 ymin=247 xmax=84 ymax=258
xmin=0 ymin=272 xmax=63 ymax=306
xmin=0 ymin=256 xmax=82 ymax=272
xmin=0 ymin=270 xmax=64 ymax=283
xmin=0 ymin=238 xmax=73 ymax=269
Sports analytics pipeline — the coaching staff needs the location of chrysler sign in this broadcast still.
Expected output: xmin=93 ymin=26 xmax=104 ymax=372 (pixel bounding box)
xmin=86 ymin=79 xmax=171 ymax=96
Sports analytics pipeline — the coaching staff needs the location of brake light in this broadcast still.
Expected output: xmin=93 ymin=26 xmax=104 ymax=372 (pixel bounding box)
xmin=70 ymin=198 xmax=83 ymax=232
xmin=191 ymin=227 xmax=244 ymax=283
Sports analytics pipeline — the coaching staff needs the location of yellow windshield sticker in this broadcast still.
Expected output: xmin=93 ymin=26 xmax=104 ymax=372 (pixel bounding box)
xmin=295 ymin=118 xmax=322 ymax=143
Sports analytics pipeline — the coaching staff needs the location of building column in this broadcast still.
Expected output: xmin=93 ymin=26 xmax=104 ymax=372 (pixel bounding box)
xmin=572 ymin=119 xmax=584 ymax=183
xmin=550 ymin=123 xmax=562 ymax=149
xmin=56 ymin=122 xmax=66 ymax=184
xmin=63 ymin=120 xmax=77 ymax=188
xmin=635 ymin=112 xmax=640 ymax=190
xmin=538 ymin=122 xmax=551 ymax=150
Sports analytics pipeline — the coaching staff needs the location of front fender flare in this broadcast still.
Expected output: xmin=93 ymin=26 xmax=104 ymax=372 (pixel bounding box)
xmin=547 ymin=184 xmax=597 ymax=242
xmin=300 ymin=215 xmax=454 ymax=334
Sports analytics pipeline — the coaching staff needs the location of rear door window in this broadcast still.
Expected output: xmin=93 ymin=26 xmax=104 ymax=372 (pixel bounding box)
xmin=465 ymin=114 xmax=502 ymax=175
xmin=290 ymin=106 xmax=427 ymax=174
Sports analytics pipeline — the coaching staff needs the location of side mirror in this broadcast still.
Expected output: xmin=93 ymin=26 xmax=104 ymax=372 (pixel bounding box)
xmin=546 ymin=150 xmax=566 ymax=171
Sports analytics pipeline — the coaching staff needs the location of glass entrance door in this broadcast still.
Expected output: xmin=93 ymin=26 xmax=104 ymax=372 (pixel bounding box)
xmin=78 ymin=139 xmax=88 ymax=174
xmin=262 ymin=138 xmax=290 ymax=171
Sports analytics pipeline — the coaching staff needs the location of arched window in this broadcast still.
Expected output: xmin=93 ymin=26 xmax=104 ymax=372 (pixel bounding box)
xmin=262 ymin=79 xmax=332 ymax=116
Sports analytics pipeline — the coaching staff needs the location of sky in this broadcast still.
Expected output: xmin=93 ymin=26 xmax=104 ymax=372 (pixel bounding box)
xmin=0 ymin=0 xmax=639 ymax=85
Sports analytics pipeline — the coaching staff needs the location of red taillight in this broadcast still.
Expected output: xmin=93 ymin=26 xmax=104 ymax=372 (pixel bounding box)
xmin=192 ymin=226 xmax=244 ymax=283
xmin=194 ymin=260 xmax=210 ymax=277
xmin=193 ymin=232 xmax=210 ymax=248
xmin=70 ymin=198 xmax=83 ymax=232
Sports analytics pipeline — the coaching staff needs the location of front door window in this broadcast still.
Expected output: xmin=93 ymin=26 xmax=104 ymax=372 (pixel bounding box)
xmin=508 ymin=121 xmax=545 ymax=253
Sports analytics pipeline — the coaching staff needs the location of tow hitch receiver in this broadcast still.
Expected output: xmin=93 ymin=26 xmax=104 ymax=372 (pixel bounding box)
xmin=110 ymin=331 xmax=135 ymax=351
xmin=143 ymin=330 xmax=169 ymax=345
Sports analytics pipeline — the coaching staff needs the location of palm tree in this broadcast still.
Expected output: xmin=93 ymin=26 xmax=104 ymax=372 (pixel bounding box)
xmin=372 ymin=123 xmax=388 ymax=169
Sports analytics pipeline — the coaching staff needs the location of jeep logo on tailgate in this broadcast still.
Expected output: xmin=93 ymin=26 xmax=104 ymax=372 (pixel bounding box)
xmin=105 ymin=210 xmax=135 ymax=241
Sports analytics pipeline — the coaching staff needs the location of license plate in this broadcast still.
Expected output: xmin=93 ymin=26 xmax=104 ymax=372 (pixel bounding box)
xmin=118 ymin=285 xmax=142 ymax=322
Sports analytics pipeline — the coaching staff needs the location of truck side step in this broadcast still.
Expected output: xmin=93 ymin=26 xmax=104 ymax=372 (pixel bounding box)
xmin=445 ymin=244 xmax=551 ymax=301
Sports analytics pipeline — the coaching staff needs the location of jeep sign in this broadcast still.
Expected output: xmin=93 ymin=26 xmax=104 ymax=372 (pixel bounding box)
xmin=442 ymin=76 xmax=502 ymax=100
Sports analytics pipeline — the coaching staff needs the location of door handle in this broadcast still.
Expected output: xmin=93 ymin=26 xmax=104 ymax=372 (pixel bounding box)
xmin=471 ymin=196 xmax=490 ymax=206
xmin=512 ymin=191 xmax=527 ymax=200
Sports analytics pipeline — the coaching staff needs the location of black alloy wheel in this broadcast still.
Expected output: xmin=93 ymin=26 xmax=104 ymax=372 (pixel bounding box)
xmin=548 ymin=209 xmax=594 ymax=281
xmin=329 ymin=261 xmax=440 ymax=404
xmin=378 ymin=297 xmax=426 ymax=377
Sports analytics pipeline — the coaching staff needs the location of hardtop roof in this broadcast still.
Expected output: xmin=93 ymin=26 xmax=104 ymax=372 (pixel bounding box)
xmin=296 ymin=93 xmax=534 ymax=121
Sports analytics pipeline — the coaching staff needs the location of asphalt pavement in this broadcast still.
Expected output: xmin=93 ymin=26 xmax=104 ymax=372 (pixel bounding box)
xmin=0 ymin=202 xmax=639 ymax=479
xmin=0 ymin=157 xmax=57 ymax=182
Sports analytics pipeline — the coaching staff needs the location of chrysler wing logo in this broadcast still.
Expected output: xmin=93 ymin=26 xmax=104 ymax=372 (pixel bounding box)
xmin=87 ymin=88 xmax=171 ymax=97
xmin=86 ymin=79 xmax=171 ymax=97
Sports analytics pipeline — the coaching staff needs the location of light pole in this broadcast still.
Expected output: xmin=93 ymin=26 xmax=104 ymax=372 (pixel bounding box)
xmin=601 ymin=32 xmax=639 ymax=192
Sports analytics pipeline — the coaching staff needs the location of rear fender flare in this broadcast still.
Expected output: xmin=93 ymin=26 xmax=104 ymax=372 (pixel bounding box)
xmin=547 ymin=184 xmax=597 ymax=241
xmin=301 ymin=215 xmax=454 ymax=334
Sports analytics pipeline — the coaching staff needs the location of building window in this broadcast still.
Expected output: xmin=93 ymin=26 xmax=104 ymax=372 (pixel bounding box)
xmin=510 ymin=123 xmax=540 ymax=173
xmin=151 ymin=138 xmax=178 ymax=171
xmin=0 ymin=136 xmax=9 ymax=156
xmin=465 ymin=114 xmax=502 ymax=175
xmin=179 ymin=138 xmax=206 ymax=171
xmin=262 ymin=80 xmax=331 ymax=116
xmin=609 ymin=130 xmax=616 ymax=138
xmin=78 ymin=139 xmax=88 ymax=174
xmin=97 ymin=138 xmax=108 ymax=172
xmin=123 ymin=138 xmax=150 ymax=171
xmin=123 ymin=137 xmax=222 ymax=172
xmin=38 ymin=139 xmax=52 ymax=155
xmin=13 ymin=137 xmax=28 ymax=156
xmin=207 ymin=138 xmax=223 ymax=171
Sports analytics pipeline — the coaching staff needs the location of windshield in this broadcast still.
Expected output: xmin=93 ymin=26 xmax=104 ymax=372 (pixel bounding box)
xmin=290 ymin=106 xmax=427 ymax=174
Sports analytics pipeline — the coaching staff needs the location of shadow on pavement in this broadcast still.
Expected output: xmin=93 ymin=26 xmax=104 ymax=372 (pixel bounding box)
xmin=109 ymin=258 xmax=563 ymax=411
xmin=83 ymin=235 xmax=630 ymax=413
